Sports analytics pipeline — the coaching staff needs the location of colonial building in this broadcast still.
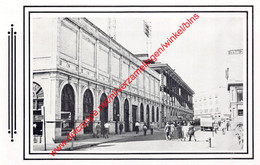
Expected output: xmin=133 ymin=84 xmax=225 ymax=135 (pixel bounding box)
xmin=32 ymin=18 xmax=161 ymax=143
xmin=149 ymin=63 xmax=194 ymax=125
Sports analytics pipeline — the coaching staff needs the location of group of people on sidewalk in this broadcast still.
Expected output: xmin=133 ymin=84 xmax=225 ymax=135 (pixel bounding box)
xmin=213 ymin=120 xmax=231 ymax=135
xmin=141 ymin=122 xmax=155 ymax=136
xmin=94 ymin=121 xmax=157 ymax=138
xmin=95 ymin=122 xmax=111 ymax=139
xmin=164 ymin=121 xmax=196 ymax=141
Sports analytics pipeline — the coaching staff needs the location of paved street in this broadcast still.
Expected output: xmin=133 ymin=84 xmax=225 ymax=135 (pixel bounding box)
xmin=34 ymin=128 xmax=243 ymax=152
xmin=76 ymin=129 xmax=243 ymax=152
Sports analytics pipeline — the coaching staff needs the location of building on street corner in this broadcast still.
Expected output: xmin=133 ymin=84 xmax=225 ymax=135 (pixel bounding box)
xmin=32 ymin=17 xmax=194 ymax=145
xmin=32 ymin=17 xmax=162 ymax=144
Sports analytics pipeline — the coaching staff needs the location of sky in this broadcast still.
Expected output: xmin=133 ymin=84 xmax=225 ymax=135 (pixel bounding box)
xmin=87 ymin=12 xmax=245 ymax=94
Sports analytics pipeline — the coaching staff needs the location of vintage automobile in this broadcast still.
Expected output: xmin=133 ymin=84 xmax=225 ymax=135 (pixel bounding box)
xmin=200 ymin=117 xmax=214 ymax=131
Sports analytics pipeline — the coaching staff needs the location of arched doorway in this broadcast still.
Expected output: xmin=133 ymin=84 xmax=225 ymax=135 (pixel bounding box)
xmin=124 ymin=99 xmax=130 ymax=132
xmin=61 ymin=84 xmax=75 ymax=136
xmin=132 ymin=105 xmax=137 ymax=132
xmin=83 ymin=89 xmax=93 ymax=134
xmin=152 ymin=106 xmax=155 ymax=122
xmin=100 ymin=93 xmax=108 ymax=134
xmin=146 ymin=105 xmax=150 ymax=128
xmin=113 ymin=97 xmax=120 ymax=134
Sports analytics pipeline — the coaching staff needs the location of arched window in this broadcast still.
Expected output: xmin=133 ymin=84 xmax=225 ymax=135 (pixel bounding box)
xmin=33 ymin=82 xmax=44 ymax=111
xmin=140 ymin=103 xmax=144 ymax=122
xmin=33 ymin=82 xmax=44 ymax=139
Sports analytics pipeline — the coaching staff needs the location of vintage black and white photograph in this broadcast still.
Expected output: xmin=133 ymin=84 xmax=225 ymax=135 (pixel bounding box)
xmin=25 ymin=7 xmax=253 ymax=159
xmin=20 ymin=6 xmax=255 ymax=160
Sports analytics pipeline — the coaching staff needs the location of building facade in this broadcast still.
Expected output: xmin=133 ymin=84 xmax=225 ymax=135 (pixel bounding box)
xmin=32 ymin=18 xmax=161 ymax=143
xmin=227 ymin=82 xmax=243 ymax=126
xmin=193 ymin=87 xmax=230 ymax=121
xmin=226 ymin=49 xmax=244 ymax=128
xmin=150 ymin=63 xmax=195 ymax=125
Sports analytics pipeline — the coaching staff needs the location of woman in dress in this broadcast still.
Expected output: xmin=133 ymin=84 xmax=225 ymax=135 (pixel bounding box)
xmin=182 ymin=122 xmax=190 ymax=141
xmin=164 ymin=122 xmax=171 ymax=140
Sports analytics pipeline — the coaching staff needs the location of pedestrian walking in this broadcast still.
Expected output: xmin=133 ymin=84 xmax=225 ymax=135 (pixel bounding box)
xmin=164 ymin=122 xmax=171 ymax=140
xmin=173 ymin=121 xmax=177 ymax=127
xmin=143 ymin=123 xmax=147 ymax=136
xmin=96 ymin=122 xmax=101 ymax=138
xmin=135 ymin=121 xmax=140 ymax=134
xmin=218 ymin=120 xmax=221 ymax=127
xmin=170 ymin=123 xmax=176 ymax=139
xmin=226 ymin=121 xmax=230 ymax=131
xmin=182 ymin=122 xmax=189 ymax=141
xmin=104 ymin=122 xmax=110 ymax=138
xmin=150 ymin=122 xmax=154 ymax=135
xmin=221 ymin=120 xmax=226 ymax=135
xmin=235 ymin=123 xmax=244 ymax=149
xmin=213 ymin=121 xmax=218 ymax=134
xmin=176 ymin=122 xmax=183 ymax=141
xmin=119 ymin=122 xmax=123 ymax=134
xmin=188 ymin=123 xmax=196 ymax=141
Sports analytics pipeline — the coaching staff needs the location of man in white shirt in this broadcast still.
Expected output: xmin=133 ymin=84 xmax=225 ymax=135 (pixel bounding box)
xmin=104 ymin=122 xmax=110 ymax=138
xmin=135 ymin=121 xmax=140 ymax=134
xmin=150 ymin=122 xmax=154 ymax=135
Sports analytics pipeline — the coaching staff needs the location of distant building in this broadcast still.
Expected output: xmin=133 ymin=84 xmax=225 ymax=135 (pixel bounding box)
xmin=193 ymin=87 xmax=229 ymax=121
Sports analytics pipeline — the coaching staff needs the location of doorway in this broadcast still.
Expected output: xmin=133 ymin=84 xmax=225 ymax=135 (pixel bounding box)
xmin=100 ymin=93 xmax=108 ymax=134
xmin=83 ymin=89 xmax=93 ymax=134
xmin=124 ymin=99 xmax=130 ymax=132
xmin=132 ymin=105 xmax=137 ymax=132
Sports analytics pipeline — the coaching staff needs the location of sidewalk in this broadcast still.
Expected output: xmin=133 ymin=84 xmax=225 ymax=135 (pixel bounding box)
xmin=33 ymin=129 xmax=162 ymax=151
xmin=206 ymin=130 xmax=242 ymax=151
